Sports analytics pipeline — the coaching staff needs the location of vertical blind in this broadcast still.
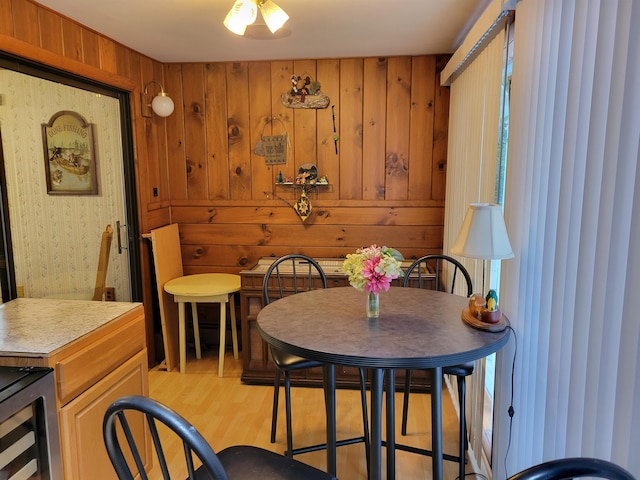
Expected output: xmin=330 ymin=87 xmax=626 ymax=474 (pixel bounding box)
xmin=494 ymin=0 xmax=639 ymax=477
xmin=441 ymin=0 xmax=510 ymax=473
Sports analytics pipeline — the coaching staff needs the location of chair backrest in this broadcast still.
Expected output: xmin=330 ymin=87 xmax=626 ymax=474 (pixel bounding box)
xmin=103 ymin=395 xmax=230 ymax=480
xmin=402 ymin=254 xmax=472 ymax=297
xmin=262 ymin=254 xmax=328 ymax=305
xmin=92 ymin=224 xmax=113 ymax=300
xmin=507 ymin=457 xmax=635 ymax=480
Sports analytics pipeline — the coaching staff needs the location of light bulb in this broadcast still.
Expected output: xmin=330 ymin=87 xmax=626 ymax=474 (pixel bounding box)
xmin=151 ymin=94 xmax=174 ymax=117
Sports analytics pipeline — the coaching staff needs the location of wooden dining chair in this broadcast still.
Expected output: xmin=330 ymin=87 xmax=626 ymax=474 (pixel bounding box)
xmin=401 ymin=254 xmax=473 ymax=480
xmin=103 ymin=395 xmax=337 ymax=480
xmin=263 ymin=254 xmax=369 ymax=467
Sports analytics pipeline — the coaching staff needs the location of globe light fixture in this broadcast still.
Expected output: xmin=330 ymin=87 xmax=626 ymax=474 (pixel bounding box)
xmin=141 ymin=81 xmax=174 ymax=118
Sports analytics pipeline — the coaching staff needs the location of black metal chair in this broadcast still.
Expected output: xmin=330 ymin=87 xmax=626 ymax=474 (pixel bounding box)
xmin=401 ymin=254 xmax=473 ymax=480
xmin=507 ymin=457 xmax=635 ymax=480
xmin=103 ymin=395 xmax=337 ymax=480
xmin=263 ymin=254 xmax=370 ymax=466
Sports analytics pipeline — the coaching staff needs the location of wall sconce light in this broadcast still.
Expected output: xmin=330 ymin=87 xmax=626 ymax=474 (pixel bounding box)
xmin=141 ymin=81 xmax=175 ymax=118
xmin=224 ymin=0 xmax=289 ymax=36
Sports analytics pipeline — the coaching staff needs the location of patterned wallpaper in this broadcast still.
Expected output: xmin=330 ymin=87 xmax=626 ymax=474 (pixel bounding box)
xmin=0 ymin=69 xmax=130 ymax=301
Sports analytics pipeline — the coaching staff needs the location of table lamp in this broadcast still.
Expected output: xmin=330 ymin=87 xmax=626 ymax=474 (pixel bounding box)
xmin=450 ymin=203 xmax=514 ymax=297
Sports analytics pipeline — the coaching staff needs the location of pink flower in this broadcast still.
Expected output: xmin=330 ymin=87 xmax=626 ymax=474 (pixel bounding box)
xmin=341 ymin=244 xmax=403 ymax=293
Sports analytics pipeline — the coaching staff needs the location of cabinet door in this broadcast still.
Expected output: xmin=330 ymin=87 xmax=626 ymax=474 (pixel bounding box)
xmin=59 ymin=350 xmax=149 ymax=480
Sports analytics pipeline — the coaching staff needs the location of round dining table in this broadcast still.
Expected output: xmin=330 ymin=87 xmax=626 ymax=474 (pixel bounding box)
xmin=257 ymin=286 xmax=511 ymax=480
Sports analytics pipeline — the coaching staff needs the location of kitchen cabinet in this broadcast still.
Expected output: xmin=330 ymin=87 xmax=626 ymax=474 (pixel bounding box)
xmin=0 ymin=298 xmax=149 ymax=480
xmin=240 ymin=258 xmax=433 ymax=390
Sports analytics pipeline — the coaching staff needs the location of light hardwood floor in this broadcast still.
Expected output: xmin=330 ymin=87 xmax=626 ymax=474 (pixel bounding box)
xmin=148 ymin=347 xmax=469 ymax=479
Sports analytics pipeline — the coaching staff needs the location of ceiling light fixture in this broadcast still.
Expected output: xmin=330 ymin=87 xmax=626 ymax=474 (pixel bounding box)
xmin=224 ymin=0 xmax=289 ymax=36
xmin=141 ymin=81 xmax=174 ymax=118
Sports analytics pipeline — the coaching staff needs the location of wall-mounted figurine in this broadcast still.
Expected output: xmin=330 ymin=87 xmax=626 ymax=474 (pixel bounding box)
xmin=282 ymin=73 xmax=330 ymax=109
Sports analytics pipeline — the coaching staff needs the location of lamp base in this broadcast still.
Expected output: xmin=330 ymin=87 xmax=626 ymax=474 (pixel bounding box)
xmin=461 ymin=307 xmax=508 ymax=332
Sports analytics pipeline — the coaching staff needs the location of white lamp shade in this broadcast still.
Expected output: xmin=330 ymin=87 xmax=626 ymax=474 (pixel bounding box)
xmin=259 ymin=0 xmax=289 ymax=33
xmin=151 ymin=94 xmax=174 ymax=117
xmin=450 ymin=203 xmax=514 ymax=260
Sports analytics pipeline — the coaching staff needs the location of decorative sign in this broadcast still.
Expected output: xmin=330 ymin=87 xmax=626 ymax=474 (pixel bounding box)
xmin=263 ymin=133 xmax=288 ymax=165
xmin=42 ymin=111 xmax=98 ymax=195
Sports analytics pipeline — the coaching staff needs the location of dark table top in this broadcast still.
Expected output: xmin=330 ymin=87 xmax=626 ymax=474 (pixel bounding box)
xmin=257 ymin=286 xmax=510 ymax=369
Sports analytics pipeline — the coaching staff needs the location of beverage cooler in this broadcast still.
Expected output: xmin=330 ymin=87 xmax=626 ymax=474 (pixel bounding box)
xmin=0 ymin=366 xmax=61 ymax=480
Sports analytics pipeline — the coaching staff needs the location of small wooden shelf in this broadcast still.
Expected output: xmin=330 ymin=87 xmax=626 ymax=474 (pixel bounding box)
xmin=275 ymin=182 xmax=330 ymax=193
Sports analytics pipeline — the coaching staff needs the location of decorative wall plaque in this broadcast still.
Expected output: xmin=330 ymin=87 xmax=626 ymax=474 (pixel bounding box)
xmin=42 ymin=111 xmax=98 ymax=195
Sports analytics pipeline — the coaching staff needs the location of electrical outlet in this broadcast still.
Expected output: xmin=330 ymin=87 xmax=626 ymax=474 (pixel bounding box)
xmin=104 ymin=287 xmax=115 ymax=301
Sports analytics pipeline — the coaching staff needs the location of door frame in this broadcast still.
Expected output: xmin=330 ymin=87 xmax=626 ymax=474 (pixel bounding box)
xmin=0 ymin=52 xmax=142 ymax=303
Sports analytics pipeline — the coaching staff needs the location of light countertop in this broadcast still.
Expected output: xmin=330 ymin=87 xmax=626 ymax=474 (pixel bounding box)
xmin=0 ymin=298 xmax=142 ymax=356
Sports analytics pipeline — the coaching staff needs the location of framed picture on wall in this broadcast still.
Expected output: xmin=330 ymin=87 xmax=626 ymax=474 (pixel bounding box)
xmin=42 ymin=111 xmax=98 ymax=195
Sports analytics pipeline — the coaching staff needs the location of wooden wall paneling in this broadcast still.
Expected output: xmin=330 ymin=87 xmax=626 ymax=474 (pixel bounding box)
xmin=98 ymin=35 xmax=117 ymax=73
xmin=149 ymin=60 xmax=170 ymax=207
xmin=114 ymin=43 xmax=131 ymax=79
xmin=12 ymin=0 xmax=39 ymax=45
xmin=226 ymin=62 xmax=252 ymax=200
xmin=316 ymin=59 xmax=340 ymax=200
xmin=172 ymin=204 xmax=444 ymax=226
xmin=0 ymin=0 xmax=14 ymax=35
xmin=133 ymin=56 xmax=152 ymax=222
xmin=38 ymin=8 xmax=63 ymax=56
xmin=408 ymin=56 xmax=436 ymax=201
xmin=385 ymin=56 xmax=412 ymax=200
xmin=165 ymin=63 xmax=187 ymax=201
xmin=269 ymin=60 xmax=293 ymax=185
xmin=182 ymin=244 xmax=444 ymax=274
xmin=291 ymin=60 xmax=318 ymax=183
xmin=248 ymin=62 xmax=274 ymax=200
xmin=339 ymin=58 xmax=364 ymax=199
xmin=205 ymin=62 xmax=230 ymax=200
xmin=81 ymin=28 xmax=100 ymax=68
xmin=139 ymin=58 xmax=164 ymax=211
xmin=432 ymin=65 xmax=450 ymax=200
xmin=182 ymin=63 xmax=208 ymax=199
xmin=60 ymin=17 xmax=83 ymax=63
xmin=182 ymin=223 xmax=442 ymax=253
xmin=362 ymin=57 xmax=387 ymax=200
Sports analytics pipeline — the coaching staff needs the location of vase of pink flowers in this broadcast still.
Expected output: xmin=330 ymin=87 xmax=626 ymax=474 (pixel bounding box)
xmin=341 ymin=245 xmax=403 ymax=318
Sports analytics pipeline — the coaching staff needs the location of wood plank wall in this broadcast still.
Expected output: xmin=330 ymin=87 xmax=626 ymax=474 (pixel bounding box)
xmin=162 ymin=56 xmax=450 ymax=274
xmin=1 ymin=0 xmax=451 ymax=364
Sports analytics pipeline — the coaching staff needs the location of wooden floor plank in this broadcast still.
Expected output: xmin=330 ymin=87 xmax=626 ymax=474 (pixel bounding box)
xmin=147 ymin=348 xmax=469 ymax=479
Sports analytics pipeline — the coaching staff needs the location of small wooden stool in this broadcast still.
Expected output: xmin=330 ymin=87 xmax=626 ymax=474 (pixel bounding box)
xmin=164 ymin=273 xmax=241 ymax=376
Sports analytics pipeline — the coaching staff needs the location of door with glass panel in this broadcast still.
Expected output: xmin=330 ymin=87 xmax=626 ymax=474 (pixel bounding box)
xmin=0 ymin=60 xmax=140 ymax=303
